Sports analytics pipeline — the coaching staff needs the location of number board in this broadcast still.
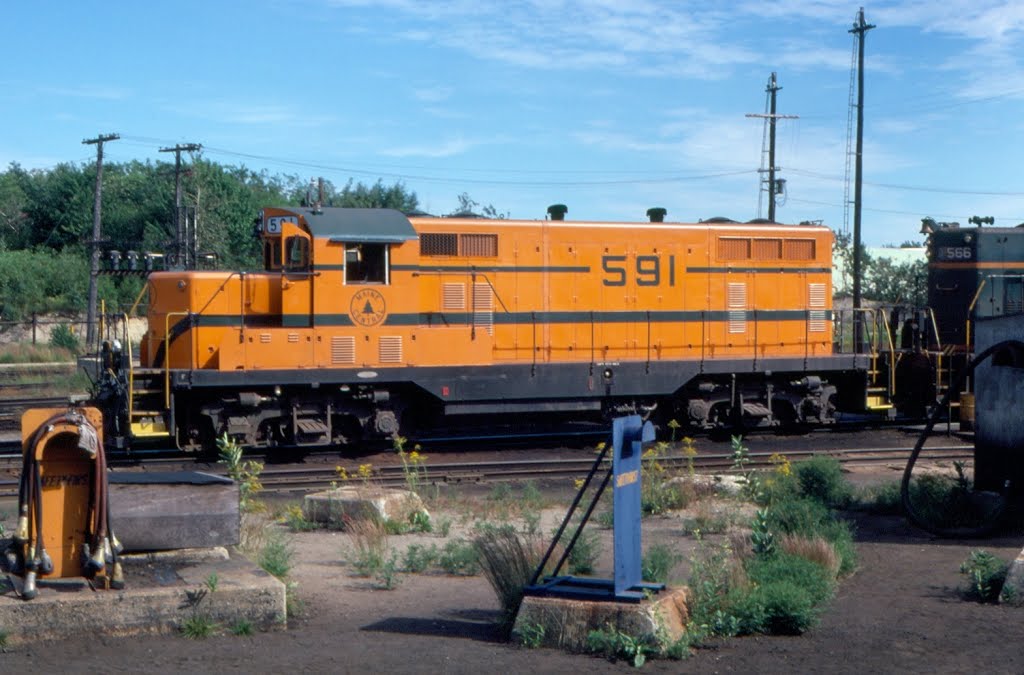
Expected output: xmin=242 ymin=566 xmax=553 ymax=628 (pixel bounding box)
xmin=937 ymin=246 xmax=973 ymax=261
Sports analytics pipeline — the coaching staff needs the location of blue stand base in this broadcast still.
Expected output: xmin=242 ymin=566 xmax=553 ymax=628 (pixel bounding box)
xmin=524 ymin=575 xmax=665 ymax=604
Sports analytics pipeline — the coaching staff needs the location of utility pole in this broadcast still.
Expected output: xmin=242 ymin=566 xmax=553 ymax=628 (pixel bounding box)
xmin=850 ymin=8 xmax=875 ymax=351
xmin=82 ymin=132 xmax=119 ymax=347
xmin=159 ymin=143 xmax=202 ymax=268
xmin=746 ymin=73 xmax=798 ymax=222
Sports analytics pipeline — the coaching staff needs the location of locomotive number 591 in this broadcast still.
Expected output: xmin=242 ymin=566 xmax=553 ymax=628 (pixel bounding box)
xmin=601 ymin=254 xmax=677 ymax=287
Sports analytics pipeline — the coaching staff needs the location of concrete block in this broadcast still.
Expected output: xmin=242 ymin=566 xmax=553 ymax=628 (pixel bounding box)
xmin=999 ymin=546 xmax=1024 ymax=606
xmin=303 ymin=486 xmax=427 ymax=526
xmin=0 ymin=551 xmax=286 ymax=645
xmin=109 ymin=472 xmax=240 ymax=551
xmin=512 ymin=586 xmax=690 ymax=653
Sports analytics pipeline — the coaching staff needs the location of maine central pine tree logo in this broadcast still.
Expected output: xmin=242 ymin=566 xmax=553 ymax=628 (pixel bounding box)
xmin=349 ymin=288 xmax=387 ymax=326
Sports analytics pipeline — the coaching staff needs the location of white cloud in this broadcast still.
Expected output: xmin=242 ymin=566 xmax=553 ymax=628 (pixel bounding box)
xmin=379 ymin=137 xmax=475 ymax=158
xmin=413 ymin=86 xmax=454 ymax=103
xmin=37 ymin=85 xmax=130 ymax=100
xmin=163 ymin=101 xmax=337 ymax=127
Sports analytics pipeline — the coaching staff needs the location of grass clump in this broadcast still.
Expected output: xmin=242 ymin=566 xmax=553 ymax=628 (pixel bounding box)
xmin=587 ymin=624 xmax=656 ymax=668
xmin=439 ymin=538 xmax=479 ymax=576
xmin=900 ymin=472 xmax=1004 ymax=532
xmin=641 ymin=442 xmax=691 ymax=515
xmin=642 ymin=543 xmax=682 ymax=585
xmin=283 ymin=504 xmax=319 ymax=532
xmin=959 ymin=550 xmax=1010 ymax=603
xmin=258 ymin=529 xmax=295 ymax=579
xmin=230 ymin=619 xmax=254 ymax=636
xmin=217 ymin=433 xmax=264 ymax=513
xmin=180 ymin=614 xmax=217 ymax=639
xmin=474 ymin=525 xmax=544 ymax=632
xmin=567 ymin=527 xmax=601 ymax=575
xmin=403 ymin=543 xmax=439 ymax=573
xmin=346 ymin=517 xmax=389 ymax=577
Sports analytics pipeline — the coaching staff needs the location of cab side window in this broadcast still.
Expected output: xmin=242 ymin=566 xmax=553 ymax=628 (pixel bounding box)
xmin=345 ymin=243 xmax=388 ymax=284
xmin=263 ymin=238 xmax=282 ymax=271
xmin=284 ymin=236 xmax=310 ymax=272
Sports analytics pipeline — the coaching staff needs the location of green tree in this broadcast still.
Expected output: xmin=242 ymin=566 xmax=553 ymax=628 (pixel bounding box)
xmin=448 ymin=192 xmax=508 ymax=219
xmin=864 ymin=257 xmax=927 ymax=305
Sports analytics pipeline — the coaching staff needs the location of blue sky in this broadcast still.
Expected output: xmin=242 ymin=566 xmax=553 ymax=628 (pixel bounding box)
xmin=4 ymin=1 xmax=1024 ymax=245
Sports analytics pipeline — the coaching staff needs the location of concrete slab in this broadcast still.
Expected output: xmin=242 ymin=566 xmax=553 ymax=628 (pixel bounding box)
xmin=0 ymin=549 xmax=286 ymax=645
xmin=303 ymin=485 xmax=427 ymax=526
xmin=512 ymin=586 xmax=690 ymax=652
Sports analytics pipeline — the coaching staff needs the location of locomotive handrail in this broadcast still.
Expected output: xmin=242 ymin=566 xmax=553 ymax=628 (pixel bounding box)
xmin=646 ymin=311 xmax=651 ymax=373
xmin=875 ymin=308 xmax=897 ymax=396
xmin=179 ymin=271 xmax=247 ymax=323
xmin=468 ymin=270 xmax=510 ymax=314
xmin=120 ymin=312 xmax=136 ymax=424
xmin=964 ymin=278 xmax=986 ymax=352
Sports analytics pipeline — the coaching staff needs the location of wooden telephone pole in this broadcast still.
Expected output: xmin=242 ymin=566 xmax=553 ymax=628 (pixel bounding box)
xmin=82 ymin=132 xmax=119 ymax=346
xmin=850 ymin=8 xmax=875 ymax=351
xmin=746 ymin=73 xmax=798 ymax=222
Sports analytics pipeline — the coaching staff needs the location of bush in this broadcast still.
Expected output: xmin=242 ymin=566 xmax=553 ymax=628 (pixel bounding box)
xmin=402 ymin=543 xmax=438 ymax=573
xmin=438 ymin=538 xmax=479 ymax=576
xmin=746 ymin=552 xmax=835 ymax=607
xmin=258 ymin=529 xmax=295 ymax=579
xmin=959 ymin=550 xmax=1009 ymax=603
xmin=745 ymin=580 xmax=819 ymax=635
xmin=566 ymin=525 xmax=601 ymax=575
xmin=795 ymin=456 xmax=852 ymax=508
xmin=904 ymin=474 xmax=1003 ymax=532
xmin=49 ymin=323 xmax=81 ymax=354
xmin=858 ymin=480 xmax=902 ymax=514
xmin=765 ymin=495 xmax=832 ymax=537
xmin=764 ymin=495 xmax=857 ymax=575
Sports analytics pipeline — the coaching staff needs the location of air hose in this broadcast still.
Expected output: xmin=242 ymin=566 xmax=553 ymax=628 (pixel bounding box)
xmin=900 ymin=339 xmax=1024 ymax=538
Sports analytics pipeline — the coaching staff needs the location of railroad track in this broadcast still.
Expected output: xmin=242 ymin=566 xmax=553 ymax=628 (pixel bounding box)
xmin=0 ymin=396 xmax=77 ymax=432
xmin=0 ymin=440 xmax=976 ymax=499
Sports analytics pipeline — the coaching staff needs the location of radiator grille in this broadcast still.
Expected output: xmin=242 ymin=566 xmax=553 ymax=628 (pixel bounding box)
xmin=259 ymin=333 xmax=271 ymax=344
xmin=461 ymin=233 xmax=498 ymax=257
xmin=442 ymin=282 xmax=466 ymax=310
xmin=379 ymin=336 xmax=403 ymax=363
xmin=752 ymin=238 xmax=782 ymax=260
xmin=473 ymin=283 xmax=494 ymax=335
xmin=420 ymin=233 xmax=458 ymax=256
xmin=727 ymin=282 xmax=746 ymax=334
xmin=808 ymin=283 xmax=827 ymax=332
xmin=718 ymin=237 xmax=750 ymax=261
xmin=785 ymin=239 xmax=815 ymax=260
xmin=331 ymin=336 xmax=355 ymax=364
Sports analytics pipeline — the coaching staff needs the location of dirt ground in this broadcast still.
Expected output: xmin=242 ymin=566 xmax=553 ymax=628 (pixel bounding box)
xmin=3 ymin=467 xmax=1024 ymax=674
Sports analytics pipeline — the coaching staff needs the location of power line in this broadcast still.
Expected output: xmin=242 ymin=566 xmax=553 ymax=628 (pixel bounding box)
xmin=787 ymin=168 xmax=1024 ymax=197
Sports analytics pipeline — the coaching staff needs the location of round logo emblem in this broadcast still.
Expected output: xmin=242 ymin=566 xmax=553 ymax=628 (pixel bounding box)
xmin=349 ymin=288 xmax=387 ymax=327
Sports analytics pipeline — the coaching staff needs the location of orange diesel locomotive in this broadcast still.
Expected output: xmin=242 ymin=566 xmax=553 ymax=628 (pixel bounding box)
xmin=99 ymin=206 xmax=870 ymax=451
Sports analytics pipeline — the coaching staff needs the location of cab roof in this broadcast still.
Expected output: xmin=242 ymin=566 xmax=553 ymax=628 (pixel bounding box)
xmin=275 ymin=207 xmax=418 ymax=243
